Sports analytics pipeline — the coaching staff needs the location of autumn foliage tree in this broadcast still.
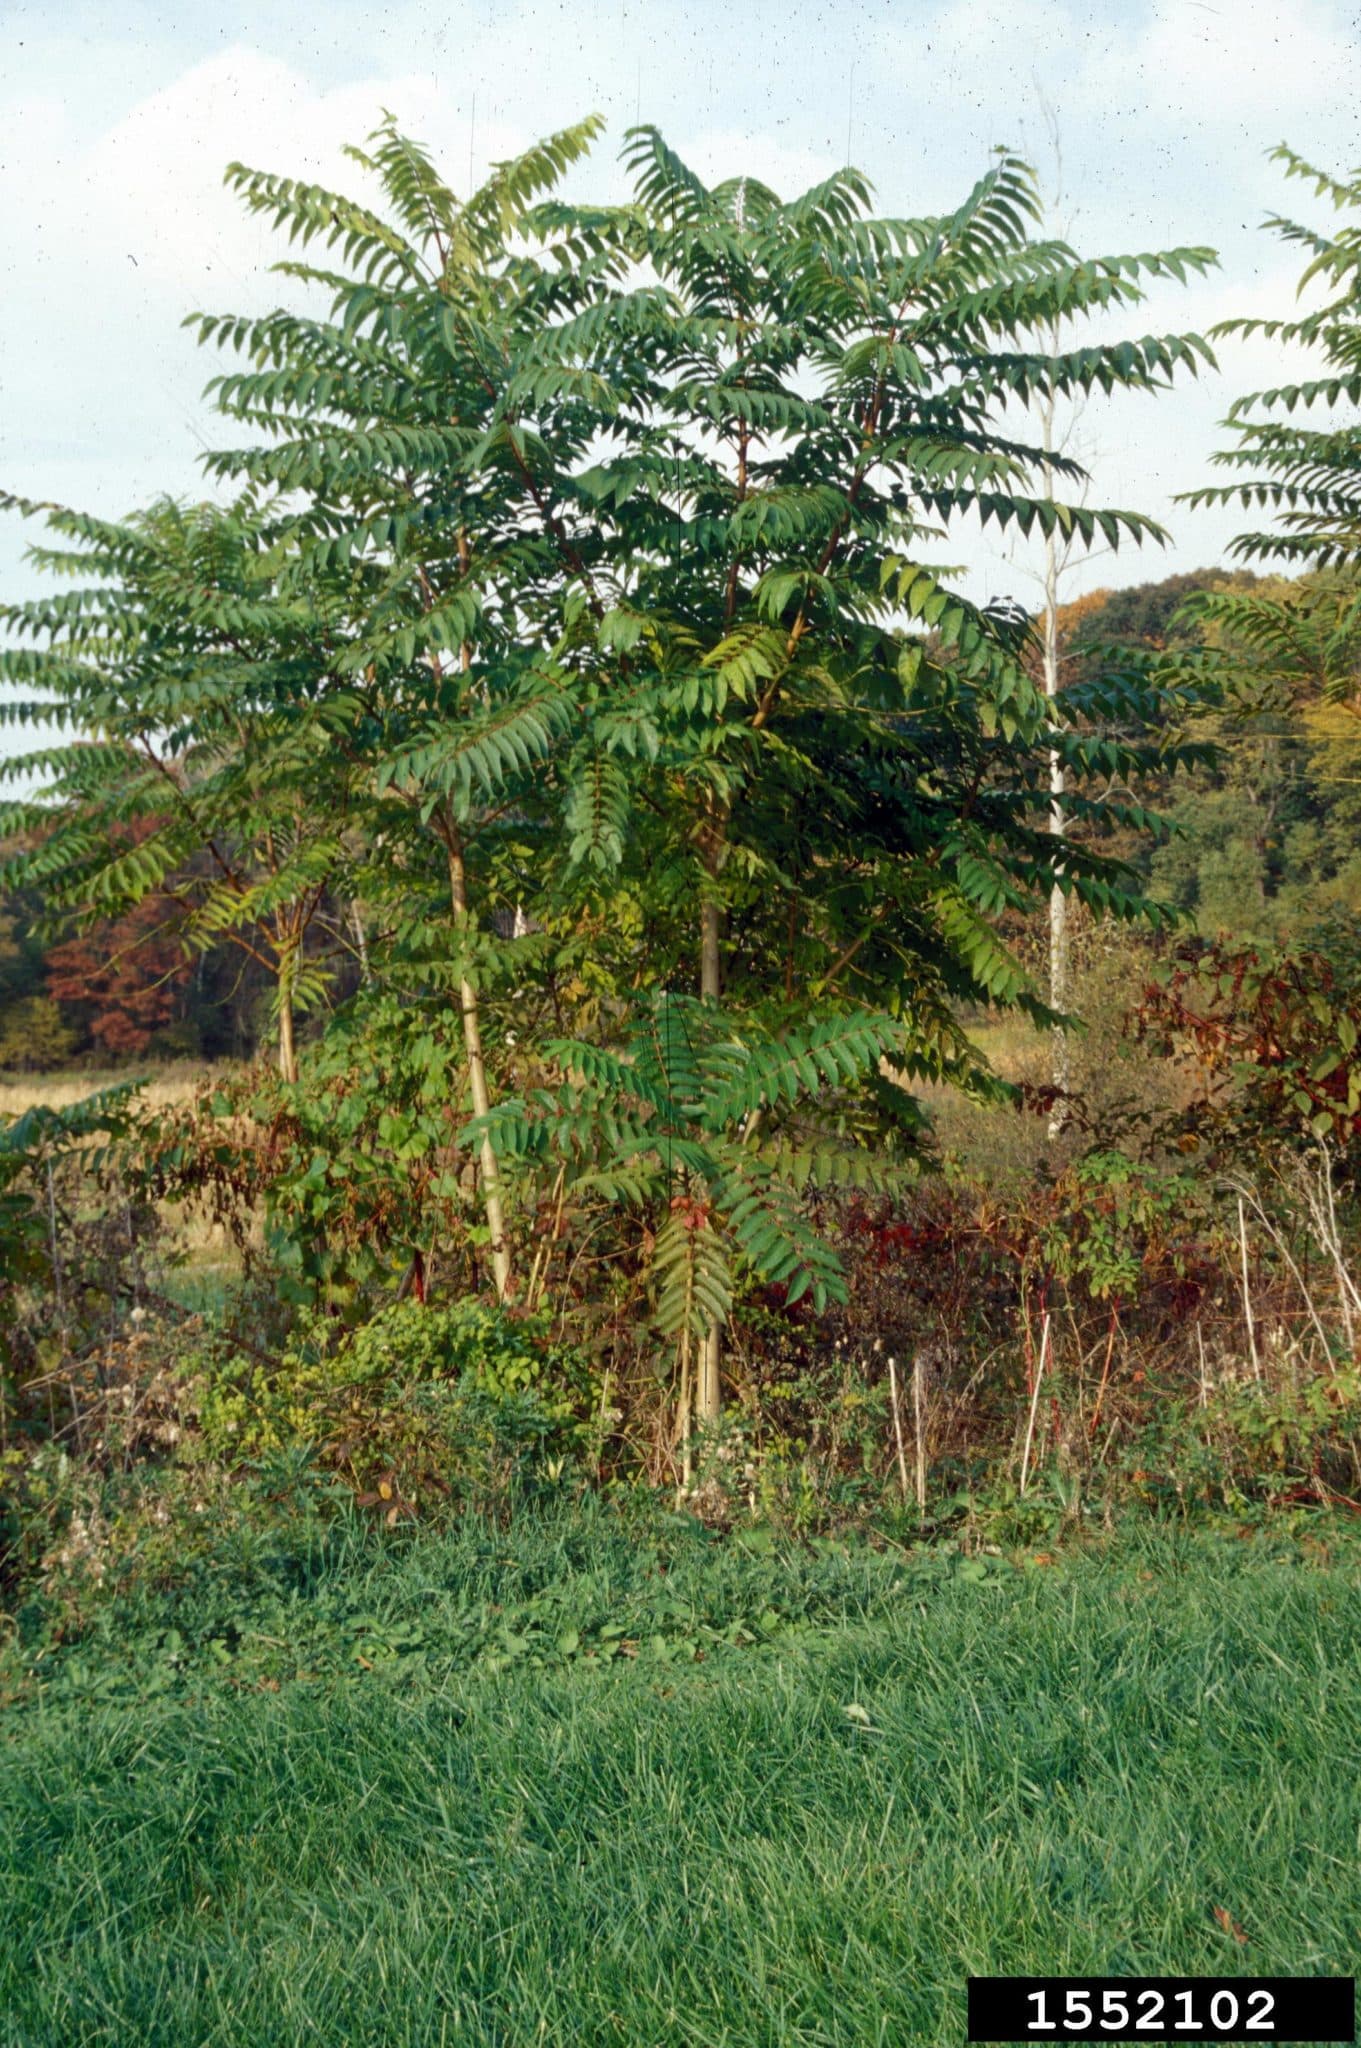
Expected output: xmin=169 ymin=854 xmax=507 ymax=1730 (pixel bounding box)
xmin=45 ymin=892 xmax=191 ymax=1058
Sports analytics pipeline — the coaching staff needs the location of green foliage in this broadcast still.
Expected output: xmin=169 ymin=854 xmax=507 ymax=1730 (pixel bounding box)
xmin=713 ymin=1339 xmax=896 ymax=1536
xmin=11 ymin=104 xmax=1325 ymax=1540
xmin=0 ymin=493 xmax=365 ymax=1080
xmin=0 ymin=1081 xmax=142 ymax=1309
xmin=5 ymin=1488 xmax=1025 ymax=1707
xmin=2 ymin=111 xmax=1223 ymax=1405
xmin=1044 ymin=1150 xmax=1200 ymax=1302
xmin=1183 ymin=147 xmax=1361 ymax=573
xmin=133 ymin=995 xmax=495 ymax=1314
xmin=191 ymin=1297 xmax=593 ymax=1508
xmin=543 ymin=136 xmax=1216 ymax=1048
xmin=1071 ymin=570 xmax=1253 ymax=650
xmin=1067 ymin=558 xmax=1361 ymax=948
xmin=0 ymin=992 xmax=77 ymax=1070
xmin=1167 ymin=149 xmax=1361 ymax=808
xmin=472 ymin=990 xmax=910 ymax=1334
xmin=0 ymin=900 xmax=68 ymax=1067
xmin=1123 ymin=1368 xmax=1361 ymax=1517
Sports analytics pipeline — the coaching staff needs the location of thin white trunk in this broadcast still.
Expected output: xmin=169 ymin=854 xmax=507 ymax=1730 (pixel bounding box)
xmin=888 ymin=1356 xmax=910 ymax=1502
xmin=277 ymin=937 xmax=299 ymax=1085
xmin=912 ymin=1351 xmax=928 ymax=1520
xmin=1019 ymin=1312 xmax=1051 ymax=1495
xmin=442 ymin=584 xmax=512 ymax=1303
xmin=351 ymin=899 xmax=371 ymax=984
xmin=1041 ymin=368 xmax=1070 ymax=1141
xmin=1237 ymin=1195 xmax=1261 ymax=1381
xmin=697 ymin=895 xmax=723 ymax=1425
xmin=447 ymin=835 xmax=512 ymax=1301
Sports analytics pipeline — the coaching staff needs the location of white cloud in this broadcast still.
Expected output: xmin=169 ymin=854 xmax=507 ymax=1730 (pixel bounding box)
xmin=679 ymin=126 xmax=836 ymax=200
xmin=4 ymin=48 xmax=513 ymax=322
xmin=0 ymin=0 xmax=1353 ymax=655
xmin=0 ymin=49 xmax=540 ymax=536
xmin=918 ymin=0 xmax=1359 ymax=144
xmin=1102 ymin=0 xmax=1361 ymax=123
xmin=928 ymin=0 xmax=1081 ymax=73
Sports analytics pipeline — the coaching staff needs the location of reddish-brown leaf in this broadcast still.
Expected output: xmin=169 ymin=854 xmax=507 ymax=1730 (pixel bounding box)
xmin=1212 ymin=1906 xmax=1249 ymax=1944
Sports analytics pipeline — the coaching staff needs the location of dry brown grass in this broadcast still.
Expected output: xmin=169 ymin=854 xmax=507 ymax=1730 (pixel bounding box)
xmin=1 ymin=1063 xmax=253 ymax=1290
xmin=919 ymin=936 xmax=1205 ymax=1187
xmin=0 ymin=1063 xmax=229 ymax=1119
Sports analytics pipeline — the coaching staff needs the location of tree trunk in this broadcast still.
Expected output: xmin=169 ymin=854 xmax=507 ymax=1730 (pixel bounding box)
xmin=697 ymin=892 xmax=723 ymax=1425
xmin=351 ymin=899 xmax=371 ymax=985
xmin=1043 ymin=522 xmax=1070 ymax=1137
xmin=277 ymin=940 xmax=299 ymax=1084
xmin=700 ymin=896 xmax=721 ymax=1010
xmin=439 ymin=575 xmax=512 ymax=1300
xmin=1038 ymin=319 xmax=1072 ymax=1142
xmin=446 ymin=831 xmax=512 ymax=1301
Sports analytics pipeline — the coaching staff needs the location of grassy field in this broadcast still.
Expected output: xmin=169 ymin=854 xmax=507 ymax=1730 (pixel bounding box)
xmin=3 ymin=1508 xmax=1359 ymax=2046
xmin=0 ymin=1062 xmax=221 ymax=1119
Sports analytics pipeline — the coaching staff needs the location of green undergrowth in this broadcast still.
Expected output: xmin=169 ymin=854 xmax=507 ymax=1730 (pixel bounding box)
xmin=6 ymin=1494 xmax=1016 ymax=1710
xmin=2 ymin=1511 xmax=1361 ymax=2046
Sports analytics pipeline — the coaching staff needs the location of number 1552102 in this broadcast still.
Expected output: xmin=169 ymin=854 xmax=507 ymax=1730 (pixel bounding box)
xmin=966 ymin=1976 xmax=1355 ymax=2043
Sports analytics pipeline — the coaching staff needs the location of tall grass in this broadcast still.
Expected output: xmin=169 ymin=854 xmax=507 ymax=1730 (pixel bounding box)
xmin=3 ymin=1513 xmax=1358 ymax=2046
xmin=0 ymin=1061 xmax=251 ymax=1299
xmin=0 ymin=1063 xmax=223 ymax=1118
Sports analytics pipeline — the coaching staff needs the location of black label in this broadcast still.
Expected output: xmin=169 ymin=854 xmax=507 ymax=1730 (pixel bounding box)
xmin=966 ymin=1977 xmax=1355 ymax=2043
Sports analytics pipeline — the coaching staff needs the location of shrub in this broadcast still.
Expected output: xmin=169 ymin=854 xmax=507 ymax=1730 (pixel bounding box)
xmin=188 ymin=1298 xmax=599 ymax=1515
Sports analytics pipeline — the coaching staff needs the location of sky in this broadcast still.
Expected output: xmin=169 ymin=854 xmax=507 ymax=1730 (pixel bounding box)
xmin=2 ymin=0 xmax=1358 ymax=761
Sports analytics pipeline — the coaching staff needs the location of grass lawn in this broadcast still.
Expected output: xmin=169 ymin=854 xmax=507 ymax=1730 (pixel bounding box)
xmin=3 ymin=1510 xmax=1359 ymax=2046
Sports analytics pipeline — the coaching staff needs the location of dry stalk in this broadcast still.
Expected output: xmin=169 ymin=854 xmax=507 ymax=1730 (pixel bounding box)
xmin=912 ymin=1352 xmax=928 ymax=1520
xmin=676 ymin=1331 xmax=693 ymax=1496
xmin=1238 ymin=1196 xmax=1262 ymax=1382
xmin=888 ymin=1356 xmax=910 ymax=1502
xmin=1293 ymin=1147 xmax=1360 ymax=1357
xmin=592 ymin=1368 xmax=612 ymax=1484
xmin=1087 ymin=1308 xmax=1120 ymax=1440
xmin=1228 ymin=1178 xmax=1335 ymax=1370
xmin=524 ymin=1166 xmax=566 ymax=1314
xmin=1019 ymin=1311 xmax=1051 ymax=1496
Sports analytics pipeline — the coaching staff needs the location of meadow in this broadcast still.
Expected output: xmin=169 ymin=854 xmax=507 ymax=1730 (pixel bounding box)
xmin=3 ymin=1508 xmax=1359 ymax=2047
